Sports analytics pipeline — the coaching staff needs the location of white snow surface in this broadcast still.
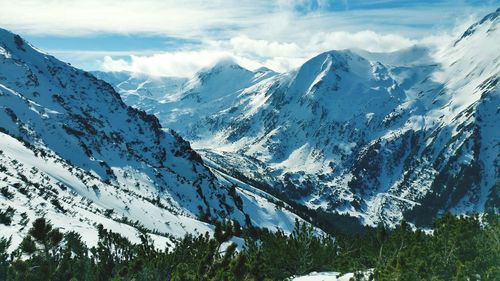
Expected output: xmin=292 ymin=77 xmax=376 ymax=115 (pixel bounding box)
xmin=291 ymin=272 xmax=355 ymax=281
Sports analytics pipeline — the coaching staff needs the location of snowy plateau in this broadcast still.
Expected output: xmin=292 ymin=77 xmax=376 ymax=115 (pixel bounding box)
xmin=0 ymin=7 xmax=499 ymax=255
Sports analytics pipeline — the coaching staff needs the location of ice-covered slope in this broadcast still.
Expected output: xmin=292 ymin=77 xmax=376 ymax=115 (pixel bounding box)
xmin=0 ymin=28 xmax=306 ymax=248
xmin=101 ymin=9 xmax=499 ymax=228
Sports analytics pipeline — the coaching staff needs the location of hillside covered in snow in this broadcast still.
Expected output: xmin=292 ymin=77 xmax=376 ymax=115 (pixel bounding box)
xmin=0 ymin=28 xmax=307 ymax=250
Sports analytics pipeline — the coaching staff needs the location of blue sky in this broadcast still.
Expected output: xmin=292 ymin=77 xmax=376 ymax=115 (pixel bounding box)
xmin=0 ymin=0 xmax=498 ymax=76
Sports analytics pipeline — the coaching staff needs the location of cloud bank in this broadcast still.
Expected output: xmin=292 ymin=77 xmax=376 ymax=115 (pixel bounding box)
xmin=1 ymin=0 xmax=495 ymax=77
xmin=99 ymin=30 xmax=435 ymax=77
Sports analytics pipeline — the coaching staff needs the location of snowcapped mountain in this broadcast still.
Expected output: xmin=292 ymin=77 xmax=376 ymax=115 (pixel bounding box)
xmin=101 ymin=9 xmax=499 ymax=227
xmin=95 ymin=59 xmax=278 ymax=137
xmin=0 ymin=28 xmax=306 ymax=250
xmin=91 ymin=70 xmax=187 ymax=109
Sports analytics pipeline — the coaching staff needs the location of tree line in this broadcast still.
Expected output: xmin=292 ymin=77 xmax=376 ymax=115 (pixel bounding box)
xmin=0 ymin=213 xmax=498 ymax=280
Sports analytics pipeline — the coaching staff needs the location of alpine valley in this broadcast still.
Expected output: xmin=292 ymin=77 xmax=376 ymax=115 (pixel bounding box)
xmin=0 ymin=7 xmax=499 ymax=253
xmin=95 ymin=9 xmax=500 ymax=229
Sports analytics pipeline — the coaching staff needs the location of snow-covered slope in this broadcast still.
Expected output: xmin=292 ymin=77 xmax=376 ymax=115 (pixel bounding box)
xmin=0 ymin=28 xmax=306 ymax=249
xmin=91 ymin=70 xmax=187 ymax=111
xmin=101 ymin=9 xmax=499 ymax=227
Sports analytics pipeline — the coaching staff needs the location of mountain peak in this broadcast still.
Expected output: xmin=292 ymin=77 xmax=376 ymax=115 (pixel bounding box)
xmin=298 ymin=49 xmax=360 ymax=73
xmin=183 ymin=58 xmax=251 ymax=89
xmin=287 ymin=49 xmax=368 ymax=95
xmin=205 ymin=58 xmax=247 ymax=72
xmin=254 ymin=66 xmax=276 ymax=74
xmin=454 ymin=8 xmax=499 ymax=45
xmin=191 ymin=58 xmax=252 ymax=85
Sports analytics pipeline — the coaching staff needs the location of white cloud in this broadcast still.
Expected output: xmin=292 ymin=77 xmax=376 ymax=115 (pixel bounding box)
xmin=309 ymin=30 xmax=417 ymax=52
xmin=101 ymin=56 xmax=131 ymax=72
xmin=101 ymin=50 xmax=237 ymax=77
xmin=98 ymin=30 xmax=421 ymax=77
xmin=225 ymin=36 xmax=302 ymax=59
xmin=0 ymin=0 xmax=273 ymax=38
xmin=275 ymin=0 xmax=337 ymax=12
xmin=3 ymin=0 xmax=495 ymax=77
xmin=2 ymin=0 xmax=495 ymax=40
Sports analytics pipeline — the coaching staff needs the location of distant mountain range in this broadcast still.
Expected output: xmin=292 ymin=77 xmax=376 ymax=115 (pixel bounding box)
xmin=95 ymin=8 xmax=499 ymax=228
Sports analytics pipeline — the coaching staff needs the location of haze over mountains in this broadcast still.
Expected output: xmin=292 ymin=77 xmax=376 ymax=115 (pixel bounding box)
xmin=0 ymin=7 xmax=498 ymax=250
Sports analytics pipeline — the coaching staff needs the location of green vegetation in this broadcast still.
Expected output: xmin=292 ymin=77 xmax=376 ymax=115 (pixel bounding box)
xmin=0 ymin=214 xmax=498 ymax=280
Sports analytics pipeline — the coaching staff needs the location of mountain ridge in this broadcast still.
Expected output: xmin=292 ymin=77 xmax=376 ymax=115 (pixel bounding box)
xmin=98 ymin=9 xmax=499 ymax=227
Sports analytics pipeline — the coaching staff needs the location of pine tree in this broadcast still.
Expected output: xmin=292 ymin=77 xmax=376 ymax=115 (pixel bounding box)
xmin=0 ymin=237 xmax=10 ymax=280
